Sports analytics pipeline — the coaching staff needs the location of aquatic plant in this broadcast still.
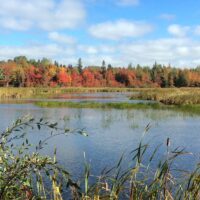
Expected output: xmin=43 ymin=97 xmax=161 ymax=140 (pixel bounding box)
xmin=0 ymin=117 xmax=200 ymax=199
xmin=0 ymin=116 xmax=87 ymax=199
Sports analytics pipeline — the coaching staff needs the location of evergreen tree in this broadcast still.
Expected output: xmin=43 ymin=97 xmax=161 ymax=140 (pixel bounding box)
xmin=102 ymin=60 xmax=106 ymax=68
xmin=128 ymin=63 xmax=133 ymax=69
xmin=78 ymin=58 xmax=83 ymax=74
xmin=101 ymin=60 xmax=106 ymax=79
xmin=107 ymin=64 xmax=112 ymax=70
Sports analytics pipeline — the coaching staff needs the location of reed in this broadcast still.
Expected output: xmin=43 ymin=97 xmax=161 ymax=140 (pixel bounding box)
xmin=0 ymin=117 xmax=199 ymax=199
xmin=1 ymin=87 xmax=200 ymax=106
xmin=0 ymin=87 xmax=138 ymax=99
xmin=130 ymin=88 xmax=200 ymax=105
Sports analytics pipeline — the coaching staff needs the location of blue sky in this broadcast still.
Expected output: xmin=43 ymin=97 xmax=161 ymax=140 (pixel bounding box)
xmin=0 ymin=0 xmax=200 ymax=67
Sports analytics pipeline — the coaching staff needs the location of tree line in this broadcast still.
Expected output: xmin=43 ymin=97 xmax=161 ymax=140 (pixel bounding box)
xmin=0 ymin=56 xmax=200 ymax=88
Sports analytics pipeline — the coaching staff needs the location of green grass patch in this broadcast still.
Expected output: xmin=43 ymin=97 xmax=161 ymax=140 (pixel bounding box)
xmin=35 ymin=100 xmax=200 ymax=115
xmin=35 ymin=101 xmax=160 ymax=109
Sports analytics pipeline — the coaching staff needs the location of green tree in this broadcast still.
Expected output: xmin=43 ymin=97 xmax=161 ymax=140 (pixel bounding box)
xmin=0 ymin=69 xmax=4 ymax=80
xmin=175 ymin=71 xmax=189 ymax=87
xmin=107 ymin=64 xmax=112 ymax=70
xmin=102 ymin=60 xmax=106 ymax=68
xmin=101 ymin=60 xmax=106 ymax=79
xmin=40 ymin=58 xmax=52 ymax=67
xmin=78 ymin=58 xmax=83 ymax=74
xmin=128 ymin=63 xmax=133 ymax=69
xmin=14 ymin=56 xmax=28 ymax=64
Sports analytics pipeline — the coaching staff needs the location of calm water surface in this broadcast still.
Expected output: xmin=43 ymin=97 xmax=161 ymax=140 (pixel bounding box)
xmin=0 ymin=92 xmax=200 ymax=178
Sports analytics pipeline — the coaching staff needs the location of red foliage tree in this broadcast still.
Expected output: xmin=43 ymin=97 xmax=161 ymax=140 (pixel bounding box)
xmin=57 ymin=68 xmax=71 ymax=86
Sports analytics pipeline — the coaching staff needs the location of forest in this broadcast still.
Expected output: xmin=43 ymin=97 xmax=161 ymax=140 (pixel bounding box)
xmin=0 ymin=56 xmax=200 ymax=88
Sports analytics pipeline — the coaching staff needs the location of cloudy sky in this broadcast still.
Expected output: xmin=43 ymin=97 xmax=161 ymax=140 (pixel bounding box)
xmin=0 ymin=0 xmax=200 ymax=67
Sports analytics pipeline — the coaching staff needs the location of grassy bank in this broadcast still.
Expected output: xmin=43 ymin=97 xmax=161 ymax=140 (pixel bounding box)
xmin=1 ymin=87 xmax=200 ymax=107
xmin=1 ymin=87 xmax=200 ymax=103
xmin=35 ymin=101 xmax=200 ymax=115
xmin=35 ymin=101 xmax=161 ymax=109
xmin=130 ymin=88 xmax=200 ymax=105
xmin=0 ymin=87 xmax=140 ymax=99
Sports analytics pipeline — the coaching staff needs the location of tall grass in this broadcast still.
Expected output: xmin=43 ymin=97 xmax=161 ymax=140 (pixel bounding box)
xmin=0 ymin=87 xmax=138 ymax=99
xmin=130 ymin=88 xmax=200 ymax=105
xmin=0 ymin=116 xmax=87 ymax=200
xmin=79 ymin=125 xmax=200 ymax=200
xmin=1 ymin=87 xmax=200 ymax=106
xmin=0 ymin=117 xmax=200 ymax=199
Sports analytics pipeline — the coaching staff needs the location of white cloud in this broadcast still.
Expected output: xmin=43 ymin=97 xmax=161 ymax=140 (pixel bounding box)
xmin=82 ymin=40 xmax=200 ymax=67
xmin=0 ymin=18 xmax=32 ymax=31
xmin=168 ymin=24 xmax=200 ymax=37
xmin=79 ymin=38 xmax=200 ymax=67
xmin=118 ymin=37 xmax=200 ymax=66
xmin=160 ymin=14 xmax=176 ymax=21
xmin=194 ymin=26 xmax=200 ymax=35
xmin=48 ymin=32 xmax=76 ymax=45
xmin=89 ymin=20 xmax=153 ymax=40
xmin=77 ymin=44 xmax=118 ymax=55
xmin=0 ymin=43 xmax=79 ymax=64
xmin=117 ymin=0 xmax=139 ymax=6
xmin=168 ymin=24 xmax=190 ymax=37
xmin=78 ymin=45 xmax=99 ymax=54
xmin=0 ymin=0 xmax=86 ymax=31
xmin=0 ymin=44 xmax=62 ymax=59
xmin=2 ymin=36 xmax=200 ymax=67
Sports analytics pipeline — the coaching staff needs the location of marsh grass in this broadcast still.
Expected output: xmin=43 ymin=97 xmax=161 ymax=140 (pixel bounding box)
xmin=79 ymin=127 xmax=200 ymax=200
xmin=0 ymin=117 xmax=200 ymax=199
xmin=130 ymin=88 xmax=200 ymax=105
xmin=34 ymin=101 xmax=160 ymax=109
xmin=34 ymin=100 xmax=200 ymax=115
xmin=0 ymin=87 xmax=139 ymax=99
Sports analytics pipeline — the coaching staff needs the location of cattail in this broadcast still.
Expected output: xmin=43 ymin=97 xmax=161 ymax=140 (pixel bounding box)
xmin=166 ymin=137 xmax=170 ymax=147
xmin=102 ymin=182 xmax=109 ymax=191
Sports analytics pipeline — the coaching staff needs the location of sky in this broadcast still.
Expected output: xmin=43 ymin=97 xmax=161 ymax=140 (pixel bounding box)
xmin=0 ymin=0 xmax=200 ymax=67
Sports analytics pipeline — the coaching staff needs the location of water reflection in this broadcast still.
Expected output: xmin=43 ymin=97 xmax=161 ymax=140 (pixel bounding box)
xmin=0 ymin=102 xmax=200 ymax=179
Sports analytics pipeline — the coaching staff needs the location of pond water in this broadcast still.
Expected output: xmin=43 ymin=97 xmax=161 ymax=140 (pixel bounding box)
xmin=0 ymin=92 xmax=200 ymax=180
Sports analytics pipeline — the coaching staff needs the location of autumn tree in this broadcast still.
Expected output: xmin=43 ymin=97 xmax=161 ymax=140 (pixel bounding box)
xmin=57 ymin=68 xmax=71 ymax=86
xmin=0 ymin=56 xmax=200 ymax=88
xmin=71 ymin=69 xmax=83 ymax=86
xmin=82 ymin=68 xmax=95 ymax=87
xmin=10 ymin=65 xmax=25 ymax=87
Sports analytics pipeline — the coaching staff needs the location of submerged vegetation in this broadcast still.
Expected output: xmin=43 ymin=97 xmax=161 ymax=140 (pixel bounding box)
xmin=0 ymin=117 xmax=200 ymax=199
